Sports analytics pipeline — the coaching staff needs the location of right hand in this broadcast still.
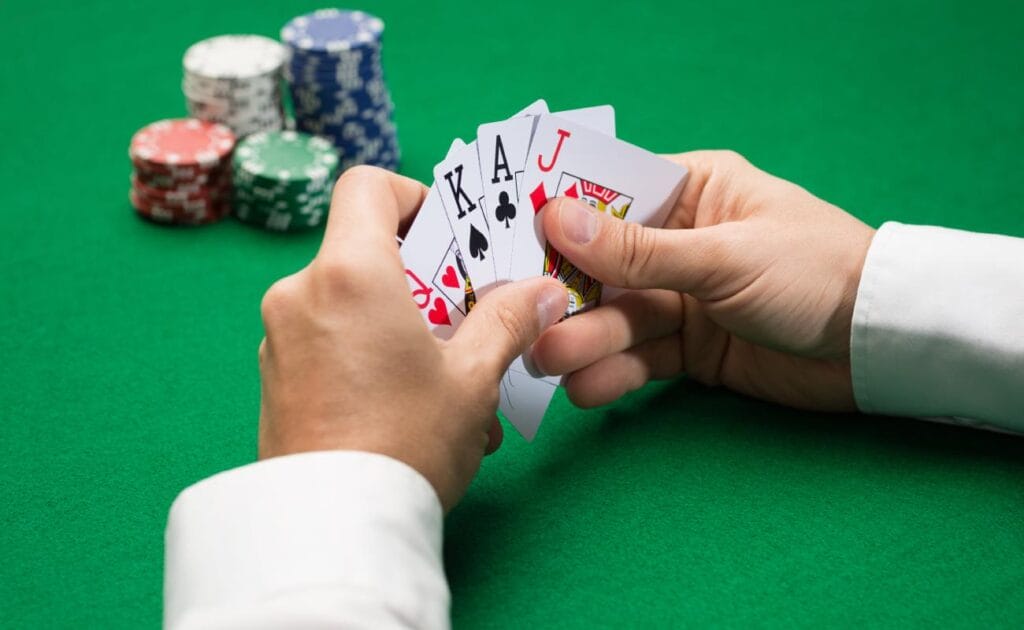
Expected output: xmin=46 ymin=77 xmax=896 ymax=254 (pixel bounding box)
xmin=530 ymin=150 xmax=876 ymax=412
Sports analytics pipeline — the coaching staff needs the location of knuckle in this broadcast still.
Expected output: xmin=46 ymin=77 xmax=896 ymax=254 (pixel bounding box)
xmin=619 ymin=222 xmax=658 ymax=286
xmin=716 ymin=149 xmax=749 ymax=169
xmin=260 ymin=277 xmax=299 ymax=326
xmin=313 ymin=255 xmax=374 ymax=293
xmin=314 ymin=255 xmax=356 ymax=281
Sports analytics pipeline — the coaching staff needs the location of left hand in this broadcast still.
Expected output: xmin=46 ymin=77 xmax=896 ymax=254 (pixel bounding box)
xmin=257 ymin=166 xmax=567 ymax=511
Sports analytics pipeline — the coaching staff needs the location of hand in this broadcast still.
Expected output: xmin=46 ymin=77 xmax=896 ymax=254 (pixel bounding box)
xmin=257 ymin=166 xmax=568 ymax=511
xmin=530 ymin=151 xmax=875 ymax=412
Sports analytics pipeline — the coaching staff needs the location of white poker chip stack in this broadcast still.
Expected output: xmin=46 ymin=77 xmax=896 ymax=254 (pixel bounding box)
xmin=182 ymin=35 xmax=288 ymax=138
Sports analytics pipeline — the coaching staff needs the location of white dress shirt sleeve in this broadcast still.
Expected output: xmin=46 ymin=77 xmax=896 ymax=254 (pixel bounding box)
xmin=164 ymin=451 xmax=450 ymax=630
xmin=851 ymin=221 xmax=1024 ymax=432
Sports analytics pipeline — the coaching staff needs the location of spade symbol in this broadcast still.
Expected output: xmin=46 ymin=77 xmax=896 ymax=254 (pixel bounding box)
xmin=495 ymin=191 xmax=517 ymax=229
xmin=469 ymin=225 xmax=489 ymax=261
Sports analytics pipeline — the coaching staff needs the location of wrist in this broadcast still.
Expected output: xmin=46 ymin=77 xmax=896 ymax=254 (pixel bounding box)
xmin=830 ymin=224 xmax=876 ymax=360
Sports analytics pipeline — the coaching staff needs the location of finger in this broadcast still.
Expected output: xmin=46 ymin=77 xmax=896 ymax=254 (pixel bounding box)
xmin=485 ymin=417 xmax=503 ymax=455
xmin=530 ymin=289 xmax=682 ymax=376
xmin=447 ymin=277 xmax=568 ymax=381
xmin=540 ymin=197 xmax=737 ymax=297
xmin=319 ymin=166 xmax=429 ymax=264
xmin=563 ymin=335 xmax=683 ymax=408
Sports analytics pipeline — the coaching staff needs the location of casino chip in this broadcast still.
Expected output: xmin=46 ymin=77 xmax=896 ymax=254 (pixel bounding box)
xmin=281 ymin=9 xmax=400 ymax=172
xmin=183 ymin=35 xmax=287 ymax=138
xmin=128 ymin=119 xmax=237 ymax=225
xmin=232 ymin=130 xmax=340 ymax=232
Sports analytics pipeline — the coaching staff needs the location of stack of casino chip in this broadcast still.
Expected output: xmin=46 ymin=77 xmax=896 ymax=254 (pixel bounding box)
xmin=128 ymin=119 xmax=236 ymax=225
xmin=232 ymin=130 xmax=340 ymax=232
xmin=182 ymin=35 xmax=287 ymax=137
xmin=281 ymin=9 xmax=400 ymax=171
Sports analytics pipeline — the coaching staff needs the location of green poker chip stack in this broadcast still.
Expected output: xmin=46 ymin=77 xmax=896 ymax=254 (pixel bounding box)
xmin=231 ymin=130 xmax=340 ymax=232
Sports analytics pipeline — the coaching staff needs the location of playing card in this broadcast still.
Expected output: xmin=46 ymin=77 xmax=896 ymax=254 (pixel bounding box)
xmin=434 ymin=142 xmax=499 ymax=288
xmin=514 ymin=114 xmax=689 ymax=315
xmin=476 ymin=116 xmax=537 ymax=279
xmin=399 ymin=184 xmax=466 ymax=340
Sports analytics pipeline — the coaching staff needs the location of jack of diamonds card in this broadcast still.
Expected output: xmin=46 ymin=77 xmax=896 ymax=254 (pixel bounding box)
xmin=513 ymin=115 xmax=689 ymax=316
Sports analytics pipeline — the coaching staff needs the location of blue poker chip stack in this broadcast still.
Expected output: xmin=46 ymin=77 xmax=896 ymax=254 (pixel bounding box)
xmin=281 ymin=9 xmax=400 ymax=172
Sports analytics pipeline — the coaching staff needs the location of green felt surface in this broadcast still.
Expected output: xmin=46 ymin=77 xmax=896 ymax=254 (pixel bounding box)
xmin=2 ymin=0 xmax=1023 ymax=627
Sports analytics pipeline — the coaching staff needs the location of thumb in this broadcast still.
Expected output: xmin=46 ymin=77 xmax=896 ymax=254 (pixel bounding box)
xmin=541 ymin=197 xmax=731 ymax=295
xmin=449 ymin=277 xmax=568 ymax=380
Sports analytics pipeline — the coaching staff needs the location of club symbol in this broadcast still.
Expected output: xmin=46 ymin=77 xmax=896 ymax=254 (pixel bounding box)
xmin=495 ymin=191 xmax=516 ymax=229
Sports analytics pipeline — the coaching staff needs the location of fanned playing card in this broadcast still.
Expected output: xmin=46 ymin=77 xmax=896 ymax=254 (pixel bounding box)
xmin=434 ymin=143 xmax=497 ymax=288
xmin=400 ymin=140 xmax=468 ymax=338
xmin=400 ymin=184 xmax=466 ymax=339
xmin=476 ymin=116 xmax=538 ymax=280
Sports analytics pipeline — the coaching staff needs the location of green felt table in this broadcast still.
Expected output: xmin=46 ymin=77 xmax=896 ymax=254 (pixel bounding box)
xmin=2 ymin=0 xmax=1023 ymax=627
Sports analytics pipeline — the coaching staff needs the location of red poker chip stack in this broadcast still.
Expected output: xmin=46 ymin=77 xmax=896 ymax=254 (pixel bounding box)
xmin=128 ymin=118 xmax=236 ymax=225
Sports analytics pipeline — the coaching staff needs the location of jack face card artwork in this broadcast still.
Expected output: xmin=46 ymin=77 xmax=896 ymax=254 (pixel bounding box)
xmin=514 ymin=115 xmax=689 ymax=316
xmin=399 ymin=184 xmax=466 ymax=339
xmin=546 ymin=175 xmax=634 ymax=312
xmin=434 ymin=143 xmax=497 ymax=289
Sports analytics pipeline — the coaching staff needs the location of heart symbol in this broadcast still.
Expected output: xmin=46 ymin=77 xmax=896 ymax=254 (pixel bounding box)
xmin=441 ymin=265 xmax=459 ymax=288
xmin=427 ymin=297 xmax=451 ymax=326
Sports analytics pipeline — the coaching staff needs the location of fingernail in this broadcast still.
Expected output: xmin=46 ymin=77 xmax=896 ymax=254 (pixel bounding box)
xmin=537 ymin=285 xmax=567 ymax=329
xmin=559 ymin=199 xmax=597 ymax=244
xmin=522 ymin=351 xmax=546 ymax=378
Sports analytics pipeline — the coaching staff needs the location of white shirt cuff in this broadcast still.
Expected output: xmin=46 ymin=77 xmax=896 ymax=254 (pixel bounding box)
xmin=851 ymin=222 xmax=1024 ymax=432
xmin=164 ymin=451 xmax=449 ymax=629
